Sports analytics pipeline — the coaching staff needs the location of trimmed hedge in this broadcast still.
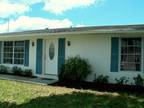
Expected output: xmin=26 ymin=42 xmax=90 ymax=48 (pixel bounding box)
xmin=59 ymin=56 xmax=91 ymax=81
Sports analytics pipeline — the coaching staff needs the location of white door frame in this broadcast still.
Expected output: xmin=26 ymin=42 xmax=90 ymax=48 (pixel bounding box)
xmin=43 ymin=39 xmax=58 ymax=79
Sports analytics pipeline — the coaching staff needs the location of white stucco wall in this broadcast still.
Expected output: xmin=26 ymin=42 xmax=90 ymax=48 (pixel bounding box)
xmin=65 ymin=34 xmax=144 ymax=84
xmin=29 ymin=38 xmax=37 ymax=75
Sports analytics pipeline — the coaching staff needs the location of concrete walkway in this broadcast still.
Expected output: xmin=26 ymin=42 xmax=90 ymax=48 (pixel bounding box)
xmin=0 ymin=74 xmax=58 ymax=85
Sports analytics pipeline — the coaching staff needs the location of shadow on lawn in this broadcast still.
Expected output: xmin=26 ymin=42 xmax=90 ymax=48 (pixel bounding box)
xmin=0 ymin=92 xmax=143 ymax=108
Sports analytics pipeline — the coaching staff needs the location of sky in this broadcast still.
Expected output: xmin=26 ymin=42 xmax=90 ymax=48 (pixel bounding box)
xmin=0 ymin=0 xmax=144 ymax=33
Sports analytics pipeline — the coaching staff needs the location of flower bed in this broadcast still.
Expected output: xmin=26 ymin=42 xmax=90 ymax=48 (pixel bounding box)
xmin=52 ymin=80 xmax=144 ymax=93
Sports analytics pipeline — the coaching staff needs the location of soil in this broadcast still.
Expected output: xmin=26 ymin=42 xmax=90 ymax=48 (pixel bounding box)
xmin=52 ymin=80 xmax=144 ymax=94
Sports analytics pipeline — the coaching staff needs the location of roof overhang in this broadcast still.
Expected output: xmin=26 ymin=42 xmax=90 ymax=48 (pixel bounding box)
xmin=0 ymin=24 xmax=144 ymax=38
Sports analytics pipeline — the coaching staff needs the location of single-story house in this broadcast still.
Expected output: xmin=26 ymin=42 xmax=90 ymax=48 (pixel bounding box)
xmin=0 ymin=24 xmax=144 ymax=84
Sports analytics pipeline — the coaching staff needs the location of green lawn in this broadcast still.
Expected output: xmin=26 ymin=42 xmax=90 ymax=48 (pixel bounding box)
xmin=0 ymin=79 xmax=144 ymax=108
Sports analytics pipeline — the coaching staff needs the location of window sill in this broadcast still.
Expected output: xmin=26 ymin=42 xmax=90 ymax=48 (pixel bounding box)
xmin=1 ymin=63 xmax=25 ymax=67
xmin=120 ymin=71 xmax=142 ymax=73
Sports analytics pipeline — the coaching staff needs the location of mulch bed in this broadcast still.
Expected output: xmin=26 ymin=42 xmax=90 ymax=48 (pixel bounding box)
xmin=52 ymin=80 xmax=144 ymax=93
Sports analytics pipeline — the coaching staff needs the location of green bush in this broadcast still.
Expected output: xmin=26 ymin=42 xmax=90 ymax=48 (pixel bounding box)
xmin=12 ymin=66 xmax=33 ymax=77
xmin=0 ymin=65 xmax=8 ymax=73
xmin=133 ymin=74 xmax=144 ymax=86
xmin=94 ymin=74 xmax=109 ymax=84
xmin=59 ymin=56 xmax=91 ymax=81
xmin=12 ymin=66 xmax=24 ymax=76
xmin=115 ymin=76 xmax=129 ymax=85
xmin=25 ymin=69 xmax=33 ymax=77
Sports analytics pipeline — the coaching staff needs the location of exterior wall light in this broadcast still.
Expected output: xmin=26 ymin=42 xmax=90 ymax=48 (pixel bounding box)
xmin=32 ymin=42 xmax=35 ymax=46
xmin=67 ymin=41 xmax=71 ymax=46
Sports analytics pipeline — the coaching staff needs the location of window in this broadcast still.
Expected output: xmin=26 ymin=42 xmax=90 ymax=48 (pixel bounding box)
xmin=49 ymin=43 xmax=55 ymax=60
xmin=3 ymin=41 xmax=24 ymax=64
xmin=120 ymin=38 xmax=141 ymax=71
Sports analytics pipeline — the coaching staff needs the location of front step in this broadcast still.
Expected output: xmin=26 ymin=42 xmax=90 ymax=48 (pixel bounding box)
xmin=39 ymin=74 xmax=58 ymax=80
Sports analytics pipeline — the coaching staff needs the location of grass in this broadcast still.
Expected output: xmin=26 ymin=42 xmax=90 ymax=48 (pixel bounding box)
xmin=0 ymin=79 xmax=144 ymax=108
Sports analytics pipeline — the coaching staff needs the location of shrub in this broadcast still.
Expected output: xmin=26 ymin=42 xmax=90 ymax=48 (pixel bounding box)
xmin=25 ymin=69 xmax=33 ymax=77
xmin=94 ymin=74 xmax=109 ymax=84
xmin=133 ymin=74 xmax=144 ymax=86
xmin=0 ymin=65 xmax=8 ymax=73
xmin=59 ymin=56 xmax=91 ymax=81
xmin=115 ymin=76 xmax=129 ymax=85
xmin=12 ymin=66 xmax=24 ymax=76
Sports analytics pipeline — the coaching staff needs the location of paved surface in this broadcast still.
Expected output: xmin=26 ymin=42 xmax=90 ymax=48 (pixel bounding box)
xmin=0 ymin=74 xmax=58 ymax=85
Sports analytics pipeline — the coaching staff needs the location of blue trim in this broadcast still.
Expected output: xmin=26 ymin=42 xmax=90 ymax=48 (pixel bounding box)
xmin=58 ymin=38 xmax=65 ymax=73
xmin=36 ymin=39 xmax=43 ymax=74
xmin=24 ymin=40 xmax=29 ymax=66
xmin=111 ymin=37 xmax=119 ymax=72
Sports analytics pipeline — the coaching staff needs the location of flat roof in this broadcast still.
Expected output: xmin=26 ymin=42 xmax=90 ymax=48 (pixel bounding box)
xmin=0 ymin=24 xmax=144 ymax=36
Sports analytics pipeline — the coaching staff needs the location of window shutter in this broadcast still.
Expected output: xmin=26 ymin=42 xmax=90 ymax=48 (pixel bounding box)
xmin=110 ymin=37 xmax=119 ymax=72
xmin=0 ymin=41 xmax=2 ymax=64
xmin=58 ymin=38 xmax=65 ymax=73
xmin=36 ymin=39 xmax=43 ymax=74
xmin=24 ymin=40 xmax=29 ymax=66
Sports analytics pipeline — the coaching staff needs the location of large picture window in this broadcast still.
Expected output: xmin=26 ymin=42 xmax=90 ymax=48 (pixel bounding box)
xmin=3 ymin=41 xmax=25 ymax=64
xmin=120 ymin=38 xmax=141 ymax=71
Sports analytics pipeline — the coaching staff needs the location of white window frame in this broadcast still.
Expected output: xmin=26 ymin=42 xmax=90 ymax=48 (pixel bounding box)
xmin=119 ymin=37 xmax=143 ymax=72
xmin=2 ymin=41 xmax=25 ymax=65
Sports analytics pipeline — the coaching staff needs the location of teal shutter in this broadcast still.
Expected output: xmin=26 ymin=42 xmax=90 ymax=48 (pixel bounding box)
xmin=58 ymin=38 xmax=65 ymax=73
xmin=0 ymin=41 xmax=2 ymax=64
xmin=24 ymin=40 xmax=29 ymax=66
xmin=36 ymin=39 xmax=43 ymax=74
xmin=111 ymin=37 xmax=119 ymax=72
